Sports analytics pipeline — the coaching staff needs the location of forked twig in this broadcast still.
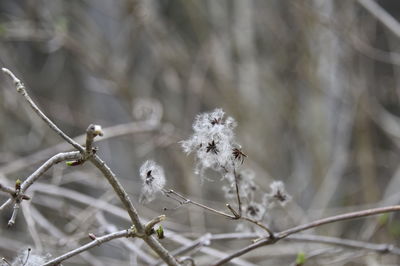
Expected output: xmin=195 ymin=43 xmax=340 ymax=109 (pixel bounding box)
xmin=2 ymin=68 xmax=179 ymax=266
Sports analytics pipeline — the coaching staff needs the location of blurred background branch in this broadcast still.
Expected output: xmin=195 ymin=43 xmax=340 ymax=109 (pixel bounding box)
xmin=1 ymin=0 xmax=400 ymax=265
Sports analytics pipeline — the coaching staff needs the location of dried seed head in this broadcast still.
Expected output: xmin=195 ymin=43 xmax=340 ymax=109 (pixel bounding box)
xmin=180 ymin=108 xmax=241 ymax=178
xmin=139 ymin=160 xmax=166 ymax=203
xmin=244 ymin=202 xmax=265 ymax=221
xmin=264 ymin=181 xmax=292 ymax=207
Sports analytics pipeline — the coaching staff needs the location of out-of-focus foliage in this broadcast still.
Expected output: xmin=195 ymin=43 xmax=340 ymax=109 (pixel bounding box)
xmin=1 ymin=0 xmax=400 ymax=265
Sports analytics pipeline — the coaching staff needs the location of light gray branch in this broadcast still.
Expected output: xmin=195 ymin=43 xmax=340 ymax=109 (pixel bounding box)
xmin=42 ymin=229 xmax=133 ymax=266
xmin=0 ymin=183 xmax=15 ymax=195
xmin=358 ymin=0 xmax=400 ymax=39
xmin=89 ymin=155 xmax=179 ymax=266
xmin=212 ymin=205 xmax=400 ymax=265
xmin=2 ymin=68 xmax=85 ymax=153
xmin=1 ymin=68 xmax=178 ymax=265
xmin=1 ymin=152 xmax=81 ymax=223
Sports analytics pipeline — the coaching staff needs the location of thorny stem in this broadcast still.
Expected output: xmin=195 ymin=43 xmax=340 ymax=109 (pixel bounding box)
xmin=212 ymin=204 xmax=400 ymax=266
xmin=2 ymin=68 xmax=179 ymax=266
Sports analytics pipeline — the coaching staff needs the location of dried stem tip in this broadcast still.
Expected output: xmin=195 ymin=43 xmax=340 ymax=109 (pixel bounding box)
xmin=87 ymin=124 xmax=104 ymax=137
xmin=2 ymin=68 xmax=25 ymax=93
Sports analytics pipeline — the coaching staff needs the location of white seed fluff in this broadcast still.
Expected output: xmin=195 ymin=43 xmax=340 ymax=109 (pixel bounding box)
xmin=243 ymin=202 xmax=266 ymax=221
xmin=139 ymin=160 xmax=166 ymax=203
xmin=181 ymin=108 xmax=240 ymax=177
xmin=264 ymin=181 xmax=292 ymax=207
xmin=11 ymin=249 xmax=50 ymax=266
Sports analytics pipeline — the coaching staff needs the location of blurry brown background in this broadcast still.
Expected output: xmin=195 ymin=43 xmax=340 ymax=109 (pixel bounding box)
xmin=1 ymin=0 xmax=400 ymax=265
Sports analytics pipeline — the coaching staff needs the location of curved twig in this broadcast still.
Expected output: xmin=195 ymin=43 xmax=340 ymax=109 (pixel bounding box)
xmin=212 ymin=205 xmax=400 ymax=265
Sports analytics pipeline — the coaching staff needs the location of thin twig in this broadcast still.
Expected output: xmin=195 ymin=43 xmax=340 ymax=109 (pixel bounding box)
xmin=21 ymin=152 xmax=81 ymax=193
xmin=2 ymin=68 xmax=179 ymax=265
xmin=212 ymin=204 xmax=400 ymax=265
xmin=287 ymin=234 xmax=400 ymax=255
xmin=164 ymin=189 xmax=235 ymax=219
xmin=0 ymin=151 xmax=81 ymax=215
xmin=42 ymin=229 xmax=135 ymax=266
xmin=1 ymin=151 xmax=80 ymax=227
xmin=90 ymin=155 xmax=178 ymax=266
xmin=7 ymin=203 xmax=20 ymax=227
xmin=233 ymin=169 xmax=242 ymax=217
xmin=0 ymin=120 xmax=161 ymax=176
xmin=0 ymin=183 xmax=15 ymax=195
xmin=208 ymin=232 xmax=400 ymax=255
xmin=163 ymin=189 xmax=273 ymax=236
xmin=357 ymin=0 xmax=400 ymax=39
xmin=2 ymin=68 xmax=84 ymax=153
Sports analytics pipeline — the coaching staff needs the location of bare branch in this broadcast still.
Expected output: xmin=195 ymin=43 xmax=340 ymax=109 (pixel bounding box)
xmin=89 ymin=155 xmax=179 ymax=265
xmin=163 ymin=189 xmax=273 ymax=236
xmin=358 ymin=0 xmax=400 ymax=39
xmin=1 ymin=67 xmax=178 ymax=265
xmin=1 ymin=152 xmax=80 ymax=226
xmin=212 ymin=205 xmax=400 ymax=265
xmin=2 ymin=68 xmax=85 ymax=153
xmin=7 ymin=203 xmax=20 ymax=227
xmin=0 ymin=183 xmax=15 ymax=195
xmin=42 ymin=229 xmax=135 ymax=266
xmin=232 ymin=169 xmax=242 ymax=217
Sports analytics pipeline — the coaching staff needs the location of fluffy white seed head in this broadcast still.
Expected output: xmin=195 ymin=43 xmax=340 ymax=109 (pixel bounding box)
xmin=264 ymin=181 xmax=292 ymax=207
xmin=139 ymin=160 xmax=166 ymax=203
xmin=243 ymin=202 xmax=266 ymax=221
xmin=181 ymin=108 xmax=242 ymax=177
xmin=11 ymin=249 xmax=50 ymax=266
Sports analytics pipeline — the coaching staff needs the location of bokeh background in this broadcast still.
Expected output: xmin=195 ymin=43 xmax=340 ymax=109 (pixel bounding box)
xmin=1 ymin=0 xmax=400 ymax=265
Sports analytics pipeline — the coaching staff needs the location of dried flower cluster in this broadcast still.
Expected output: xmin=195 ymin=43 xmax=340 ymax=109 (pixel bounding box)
xmin=181 ymin=108 xmax=292 ymax=228
xmin=139 ymin=160 xmax=166 ymax=203
xmin=141 ymin=108 xmax=292 ymax=235
xmin=181 ymin=108 xmax=245 ymax=177
xmin=264 ymin=181 xmax=292 ymax=207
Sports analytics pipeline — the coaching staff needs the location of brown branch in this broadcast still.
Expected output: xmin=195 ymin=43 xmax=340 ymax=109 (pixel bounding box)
xmin=212 ymin=205 xmax=400 ymax=265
